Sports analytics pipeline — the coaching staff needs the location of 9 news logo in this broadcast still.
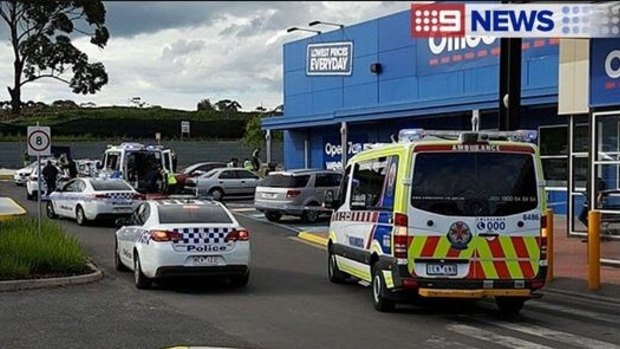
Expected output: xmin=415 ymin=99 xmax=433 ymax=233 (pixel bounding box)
xmin=411 ymin=3 xmax=465 ymax=37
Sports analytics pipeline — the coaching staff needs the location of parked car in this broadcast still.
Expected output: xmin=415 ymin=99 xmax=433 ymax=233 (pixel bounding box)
xmin=254 ymin=169 xmax=342 ymax=223
xmin=184 ymin=168 xmax=260 ymax=200
xmin=13 ymin=162 xmax=38 ymax=186
xmin=46 ymin=178 xmax=144 ymax=226
xmin=26 ymin=163 xmax=70 ymax=200
xmin=174 ymin=162 xmax=228 ymax=188
xmin=114 ymin=199 xmax=251 ymax=289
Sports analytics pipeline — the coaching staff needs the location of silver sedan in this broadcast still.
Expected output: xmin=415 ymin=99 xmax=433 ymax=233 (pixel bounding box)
xmin=184 ymin=167 xmax=260 ymax=200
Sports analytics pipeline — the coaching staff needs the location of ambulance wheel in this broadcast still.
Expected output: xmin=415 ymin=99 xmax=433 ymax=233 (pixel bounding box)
xmin=371 ymin=265 xmax=395 ymax=312
xmin=496 ymin=297 xmax=525 ymax=315
xmin=265 ymin=211 xmax=282 ymax=222
xmin=327 ymin=249 xmax=347 ymax=283
xmin=76 ymin=206 xmax=89 ymax=226
xmin=46 ymin=201 xmax=58 ymax=219
xmin=134 ymin=252 xmax=152 ymax=289
xmin=114 ymin=239 xmax=129 ymax=272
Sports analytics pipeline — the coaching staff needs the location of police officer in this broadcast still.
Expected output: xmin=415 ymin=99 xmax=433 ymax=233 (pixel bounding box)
xmin=42 ymin=160 xmax=59 ymax=196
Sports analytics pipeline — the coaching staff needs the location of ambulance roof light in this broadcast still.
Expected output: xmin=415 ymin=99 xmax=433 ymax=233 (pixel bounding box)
xmin=397 ymin=129 xmax=538 ymax=144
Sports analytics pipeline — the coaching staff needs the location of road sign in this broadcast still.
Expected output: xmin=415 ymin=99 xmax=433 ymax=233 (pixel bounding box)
xmin=181 ymin=121 xmax=190 ymax=133
xmin=155 ymin=132 xmax=161 ymax=141
xmin=27 ymin=126 xmax=51 ymax=156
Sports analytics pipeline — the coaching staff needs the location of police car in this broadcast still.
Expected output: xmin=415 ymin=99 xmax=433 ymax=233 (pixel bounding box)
xmin=114 ymin=198 xmax=251 ymax=289
xmin=46 ymin=178 xmax=144 ymax=226
xmin=325 ymin=129 xmax=548 ymax=314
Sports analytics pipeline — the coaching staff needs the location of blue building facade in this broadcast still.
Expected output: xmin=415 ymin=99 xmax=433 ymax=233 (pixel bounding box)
xmin=264 ymin=9 xmax=571 ymax=213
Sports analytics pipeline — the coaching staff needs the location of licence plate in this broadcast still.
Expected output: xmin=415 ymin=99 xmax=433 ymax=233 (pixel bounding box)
xmin=426 ymin=263 xmax=457 ymax=276
xmin=262 ymin=193 xmax=277 ymax=199
xmin=193 ymin=256 xmax=220 ymax=266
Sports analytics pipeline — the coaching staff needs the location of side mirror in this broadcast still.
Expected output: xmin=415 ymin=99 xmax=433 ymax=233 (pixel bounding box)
xmin=192 ymin=170 xmax=204 ymax=176
xmin=96 ymin=162 xmax=103 ymax=170
xmin=115 ymin=217 xmax=128 ymax=228
xmin=324 ymin=189 xmax=338 ymax=209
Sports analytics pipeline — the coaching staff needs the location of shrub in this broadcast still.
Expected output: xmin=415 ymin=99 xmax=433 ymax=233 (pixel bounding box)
xmin=0 ymin=217 xmax=89 ymax=280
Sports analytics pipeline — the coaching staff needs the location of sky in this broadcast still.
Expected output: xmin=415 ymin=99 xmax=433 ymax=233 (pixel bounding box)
xmin=0 ymin=1 xmax=411 ymax=112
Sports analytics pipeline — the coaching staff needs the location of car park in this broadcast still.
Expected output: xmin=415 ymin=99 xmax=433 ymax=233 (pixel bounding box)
xmin=254 ymin=169 xmax=342 ymax=223
xmin=174 ymin=162 xmax=228 ymax=188
xmin=114 ymin=198 xmax=251 ymax=289
xmin=325 ymin=129 xmax=548 ymax=314
xmin=46 ymin=178 xmax=144 ymax=226
xmin=26 ymin=162 xmax=70 ymax=200
xmin=184 ymin=167 xmax=260 ymax=200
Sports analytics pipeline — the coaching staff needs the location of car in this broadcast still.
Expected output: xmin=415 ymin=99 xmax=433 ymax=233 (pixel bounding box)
xmin=174 ymin=162 xmax=228 ymax=188
xmin=325 ymin=129 xmax=548 ymax=314
xmin=26 ymin=163 xmax=70 ymax=200
xmin=13 ymin=162 xmax=38 ymax=186
xmin=254 ymin=169 xmax=342 ymax=223
xmin=46 ymin=178 xmax=144 ymax=226
xmin=114 ymin=198 xmax=251 ymax=289
xmin=184 ymin=168 xmax=260 ymax=200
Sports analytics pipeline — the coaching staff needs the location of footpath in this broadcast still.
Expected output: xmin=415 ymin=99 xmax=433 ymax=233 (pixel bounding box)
xmin=297 ymin=215 xmax=620 ymax=303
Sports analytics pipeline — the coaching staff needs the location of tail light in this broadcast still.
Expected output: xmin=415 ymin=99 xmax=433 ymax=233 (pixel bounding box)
xmin=531 ymin=279 xmax=545 ymax=290
xmin=402 ymin=278 xmax=418 ymax=289
xmin=30 ymin=176 xmax=37 ymax=181
xmin=393 ymin=213 xmax=409 ymax=261
xmin=93 ymin=194 xmax=108 ymax=200
xmin=539 ymin=236 xmax=548 ymax=260
xmin=150 ymin=230 xmax=182 ymax=242
xmin=286 ymin=190 xmax=301 ymax=199
xmin=225 ymin=229 xmax=250 ymax=242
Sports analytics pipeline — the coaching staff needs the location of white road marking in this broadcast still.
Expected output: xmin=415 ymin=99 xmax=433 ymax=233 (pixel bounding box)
xmin=529 ymin=302 xmax=620 ymax=324
xmin=446 ymin=324 xmax=553 ymax=349
xmin=424 ymin=335 xmax=480 ymax=349
xmin=479 ymin=320 xmax=620 ymax=349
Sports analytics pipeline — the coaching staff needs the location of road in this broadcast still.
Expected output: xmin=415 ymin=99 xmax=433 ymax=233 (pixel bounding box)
xmin=1 ymin=181 xmax=620 ymax=349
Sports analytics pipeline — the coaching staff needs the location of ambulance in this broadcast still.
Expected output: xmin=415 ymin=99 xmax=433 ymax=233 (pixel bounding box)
xmin=325 ymin=129 xmax=548 ymax=313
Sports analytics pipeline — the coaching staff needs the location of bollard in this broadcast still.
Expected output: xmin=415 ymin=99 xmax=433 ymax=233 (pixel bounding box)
xmin=588 ymin=210 xmax=601 ymax=290
xmin=546 ymin=208 xmax=554 ymax=282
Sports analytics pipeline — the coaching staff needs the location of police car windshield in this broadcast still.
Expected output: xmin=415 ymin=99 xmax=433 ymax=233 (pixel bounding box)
xmin=260 ymin=174 xmax=309 ymax=188
xmin=158 ymin=205 xmax=233 ymax=224
xmin=411 ymin=152 xmax=538 ymax=216
xmin=91 ymin=180 xmax=133 ymax=191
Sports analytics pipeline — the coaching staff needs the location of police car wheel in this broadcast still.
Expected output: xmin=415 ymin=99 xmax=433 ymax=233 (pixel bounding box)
xmin=371 ymin=265 xmax=395 ymax=312
xmin=134 ymin=253 xmax=152 ymax=289
xmin=327 ymin=250 xmax=347 ymax=283
xmin=26 ymin=191 xmax=34 ymax=201
xmin=114 ymin=239 xmax=129 ymax=272
xmin=265 ymin=211 xmax=282 ymax=222
xmin=496 ymin=297 xmax=525 ymax=315
xmin=76 ymin=206 xmax=89 ymax=226
xmin=46 ymin=202 xmax=58 ymax=219
xmin=230 ymin=271 xmax=250 ymax=288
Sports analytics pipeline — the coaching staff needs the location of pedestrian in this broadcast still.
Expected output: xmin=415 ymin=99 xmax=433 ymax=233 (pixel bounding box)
xmin=579 ymin=176 xmax=606 ymax=228
xmin=252 ymin=148 xmax=261 ymax=172
xmin=41 ymin=160 xmax=59 ymax=196
xmin=165 ymin=171 xmax=178 ymax=194
xmin=66 ymin=155 xmax=78 ymax=179
xmin=243 ymin=158 xmax=253 ymax=171
xmin=228 ymin=157 xmax=239 ymax=168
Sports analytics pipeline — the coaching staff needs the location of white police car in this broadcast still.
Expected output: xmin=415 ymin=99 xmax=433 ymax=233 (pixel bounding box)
xmin=46 ymin=178 xmax=144 ymax=226
xmin=114 ymin=199 xmax=251 ymax=289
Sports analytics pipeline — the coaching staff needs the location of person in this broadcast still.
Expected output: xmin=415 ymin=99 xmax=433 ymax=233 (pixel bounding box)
xmin=171 ymin=152 xmax=178 ymax=173
xmin=65 ymin=155 xmax=78 ymax=179
xmin=227 ymin=158 xmax=239 ymax=168
xmin=165 ymin=170 xmax=178 ymax=194
xmin=252 ymin=148 xmax=261 ymax=172
xmin=42 ymin=160 xmax=59 ymax=196
xmin=243 ymin=158 xmax=253 ymax=171
xmin=266 ymin=162 xmax=277 ymax=175
xmin=579 ymin=176 xmax=606 ymax=228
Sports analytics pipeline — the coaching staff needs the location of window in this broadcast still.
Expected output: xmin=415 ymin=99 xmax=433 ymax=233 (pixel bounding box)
xmin=197 ymin=163 xmax=226 ymax=174
xmin=260 ymin=174 xmax=310 ymax=188
xmin=350 ymin=156 xmax=398 ymax=210
xmin=76 ymin=180 xmax=86 ymax=192
xmin=236 ymin=170 xmax=259 ymax=179
xmin=219 ymin=170 xmax=236 ymax=179
xmin=91 ymin=180 xmax=133 ymax=191
xmin=539 ymin=125 xmax=568 ymax=187
xmin=411 ymin=153 xmax=538 ymax=216
xmin=337 ymin=166 xmax=351 ymax=209
xmin=315 ymin=173 xmax=343 ymax=188
xmin=131 ymin=203 xmax=150 ymax=226
xmin=105 ymin=153 xmax=121 ymax=171
xmin=158 ymin=205 xmax=233 ymax=224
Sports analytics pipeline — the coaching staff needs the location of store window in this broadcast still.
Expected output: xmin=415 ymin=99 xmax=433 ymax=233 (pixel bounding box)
xmin=539 ymin=125 xmax=568 ymax=187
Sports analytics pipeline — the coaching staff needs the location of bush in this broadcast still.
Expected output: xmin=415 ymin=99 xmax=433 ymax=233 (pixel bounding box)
xmin=0 ymin=217 xmax=89 ymax=280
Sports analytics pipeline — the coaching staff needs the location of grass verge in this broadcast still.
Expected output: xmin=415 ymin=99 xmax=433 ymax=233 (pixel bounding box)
xmin=0 ymin=217 xmax=90 ymax=280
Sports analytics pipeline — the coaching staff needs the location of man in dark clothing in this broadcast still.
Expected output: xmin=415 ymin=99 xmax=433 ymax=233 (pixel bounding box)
xmin=66 ymin=156 xmax=78 ymax=179
xmin=579 ymin=176 xmax=606 ymax=228
xmin=42 ymin=160 xmax=59 ymax=196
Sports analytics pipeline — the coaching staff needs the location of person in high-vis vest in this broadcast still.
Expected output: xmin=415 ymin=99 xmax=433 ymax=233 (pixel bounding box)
xmin=165 ymin=171 xmax=178 ymax=194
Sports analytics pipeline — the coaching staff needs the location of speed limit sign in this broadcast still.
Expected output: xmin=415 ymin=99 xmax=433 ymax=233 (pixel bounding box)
xmin=27 ymin=126 xmax=51 ymax=156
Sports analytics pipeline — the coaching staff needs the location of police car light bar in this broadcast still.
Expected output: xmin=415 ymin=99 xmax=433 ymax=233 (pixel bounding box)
xmin=398 ymin=129 xmax=538 ymax=144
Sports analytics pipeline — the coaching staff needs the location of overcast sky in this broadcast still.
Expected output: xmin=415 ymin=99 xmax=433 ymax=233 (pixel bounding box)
xmin=0 ymin=1 xmax=410 ymax=111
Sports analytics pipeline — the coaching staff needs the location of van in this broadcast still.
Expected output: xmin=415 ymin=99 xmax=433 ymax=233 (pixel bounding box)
xmin=325 ymin=129 xmax=547 ymax=314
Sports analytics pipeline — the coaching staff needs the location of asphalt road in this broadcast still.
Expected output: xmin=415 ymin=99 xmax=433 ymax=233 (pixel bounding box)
xmin=2 ymin=182 xmax=620 ymax=349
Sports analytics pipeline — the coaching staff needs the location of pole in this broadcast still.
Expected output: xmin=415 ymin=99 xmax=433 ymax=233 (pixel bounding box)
xmin=498 ymin=37 xmax=522 ymax=131
xmin=265 ymin=129 xmax=272 ymax=164
xmin=587 ymin=210 xmax=601 ymax=290
xmin=546 ymin=208 xmax=554 ymax=282
xmin=37 ymin=154 xmax=41 ymax=234
xmin=340 ymin=121 xmax=347 ymax=169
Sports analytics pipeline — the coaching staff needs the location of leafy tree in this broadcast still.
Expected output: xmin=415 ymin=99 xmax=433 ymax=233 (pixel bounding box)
xmin=0 ymin=0 xmax=110 ymax=115
xmin=197 ymin=98 xmax=214 ymax=111
xmin=255 ymin=105 xmax=267 ymax=112
xmin=243 ymin=113 xmax=282 ymax=148
xmin=215 ymin=99 xmax=242 ymax=112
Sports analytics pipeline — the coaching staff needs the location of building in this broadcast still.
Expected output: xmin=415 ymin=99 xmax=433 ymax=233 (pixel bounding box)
xmin=262 ymin=8 xmax=620 ymax=240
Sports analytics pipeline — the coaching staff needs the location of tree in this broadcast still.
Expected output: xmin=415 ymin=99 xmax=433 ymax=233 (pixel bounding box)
xmin=242 ymin=113 xmax=283 ymax=148
xmin=197 ymin=98 xmax=214 ymax=111
xmin=0 ymin=1 xmax=110 ymax=115
xmin=255 ymin=105 xmax=267 ymax=113
xmin=215 ymin=99 xmax=242 ymax=112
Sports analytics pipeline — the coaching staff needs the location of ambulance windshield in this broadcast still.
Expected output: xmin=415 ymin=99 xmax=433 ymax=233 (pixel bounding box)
xmin=411 ymin=152 xmax=538 ymax=216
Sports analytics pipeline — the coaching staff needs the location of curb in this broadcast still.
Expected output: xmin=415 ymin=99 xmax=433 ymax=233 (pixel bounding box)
xmin=0 ymin=261 xmax=104 ymax=292
xmin=0 ymin=175 xmax=12 ymax=180
xmin=297 ymin=232 xmax=328 ymax=247
xmin=543 ymin=286 xmax=620 ymax=305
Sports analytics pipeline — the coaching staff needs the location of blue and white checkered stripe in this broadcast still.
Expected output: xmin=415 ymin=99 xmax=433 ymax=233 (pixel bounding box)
xmin=172 ymin=227 xmax=230 ymax=245
xmin=104 ymin=192 xmax=135 ymax=200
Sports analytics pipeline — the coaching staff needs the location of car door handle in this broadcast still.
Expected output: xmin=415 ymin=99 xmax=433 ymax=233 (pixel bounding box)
xmin=240 ymin=181 xmax=246 ymax=184
xmin=478 ymin=232 xmax=499 ymax=238
xmin=219 ymin=181 xmax=224 ymax=184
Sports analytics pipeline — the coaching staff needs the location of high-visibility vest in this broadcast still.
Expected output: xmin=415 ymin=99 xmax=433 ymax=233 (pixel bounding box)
xmin=167 ymin=173 xmax=177 ymax=185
